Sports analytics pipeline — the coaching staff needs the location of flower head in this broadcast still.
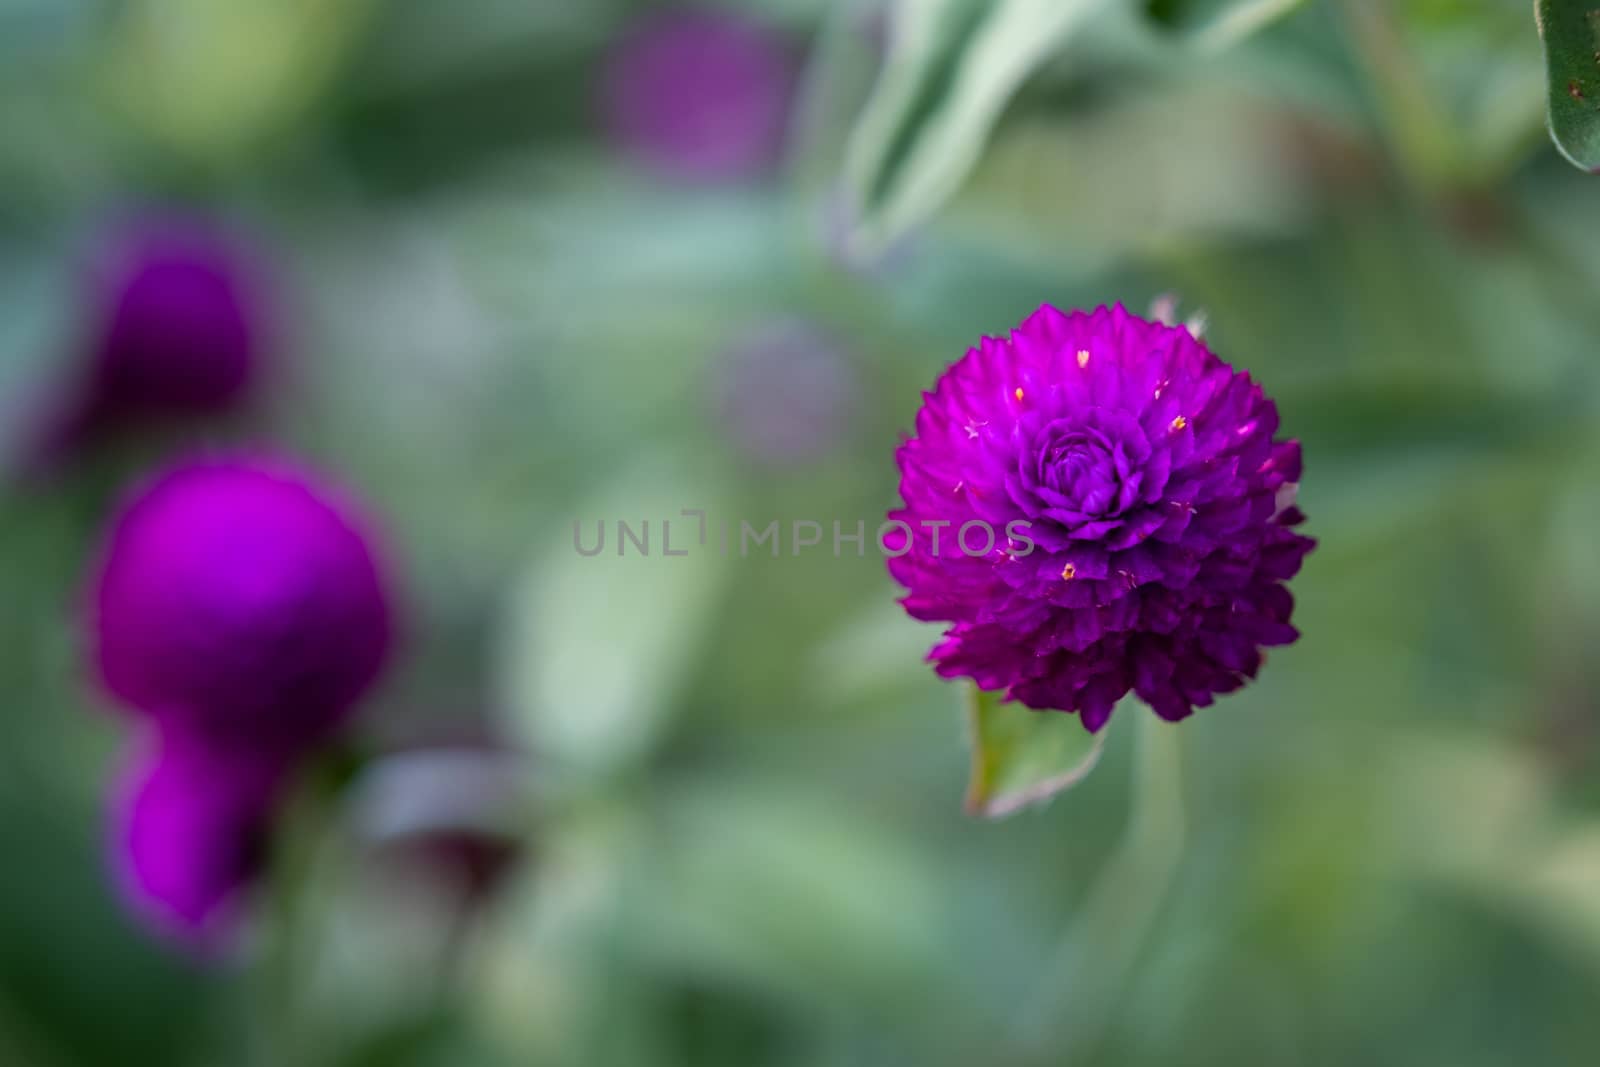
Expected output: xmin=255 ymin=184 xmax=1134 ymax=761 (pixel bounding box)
xmin=12 ymin=215 xmax=270 ymax=478
xmin=90 ymin=214 xmax=260 ymax=406
xmin=888 ymin=304 xmax=1313 ymax=731
xmin=88 ymin=454 xmax=394 ymax=754
xmin=83 ymin=215 xmax=264 ymax=418
xmin=600 ymin=7 xmax=797 ymax=181
xmin=112 ymin=730 xmax=286 ymax=946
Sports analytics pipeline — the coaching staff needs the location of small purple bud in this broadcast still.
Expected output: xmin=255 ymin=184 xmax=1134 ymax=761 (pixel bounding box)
xmin=714 ymin=319 xmax=859 ymax=468
xmin=20 ymin=214 xmax=270 ymax=474
xmin=86 ymin=454 xmax=396 ymax=755
xmin=86 ymin=216 xmax=264 ymax=415
xmin=600 ymin=7 xmax=799 ymax=182
xmin=111 ymin=728 xmax=286 ymax=950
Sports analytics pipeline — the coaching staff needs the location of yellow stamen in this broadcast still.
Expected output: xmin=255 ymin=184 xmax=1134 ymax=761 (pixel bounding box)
xmin=1169 ymin=415 xmax=1188 ymax=433
xmin=1060 ymin=563 xmax=1076 ymax=580
xmin=1076 ymin=349 xmax=1090 ymax=368
xmin=1013 ymin=387 xmax=1025 ymax=401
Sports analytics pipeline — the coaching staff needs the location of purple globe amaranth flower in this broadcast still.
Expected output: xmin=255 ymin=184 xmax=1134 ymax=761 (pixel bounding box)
xmin=84 ymin=216 xmax=265 ymax=415
xmin=112 ymin=728 xmax=287 ymax=946
xmin=88 ymin=454 xmax=395 ymax=755
xmin=23 ymin=216 xmax=271 ymax=473
xmin=600 ymin=7 xmax=798 ymax=182
xmin=888 ymin=304 xmax=1314 ymax=732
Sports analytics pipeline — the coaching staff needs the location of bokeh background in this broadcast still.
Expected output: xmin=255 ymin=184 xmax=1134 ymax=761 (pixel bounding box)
xmin=4 ymin=1 xmax=1600 ymax=1065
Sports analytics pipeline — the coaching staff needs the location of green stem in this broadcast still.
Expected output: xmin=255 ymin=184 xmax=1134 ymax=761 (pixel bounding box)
xmin=256 ymin=760 xmax=342 ymax=1067
xmin=0 ymin=984 xmax=71 ymax=1067
xmin=1017 ymin=710 xmax=1187 ymax=1061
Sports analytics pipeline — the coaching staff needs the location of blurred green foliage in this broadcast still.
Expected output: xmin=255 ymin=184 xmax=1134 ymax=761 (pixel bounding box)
xmin=5 ymin=1 xmax=1600 ymax=1065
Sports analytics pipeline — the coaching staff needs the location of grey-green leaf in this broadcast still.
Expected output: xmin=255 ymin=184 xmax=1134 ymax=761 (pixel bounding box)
xmin=496 ymin=459 xmax=728 ymax=777
xmin=1539 ymin=0 xmax=1600 ymax=171
xmin=1143 ymin=0 xmax=1305 ymax=51
xmin=964 ymin=684 xmax=1106 ymax=818
xmin=840 ymin=0 xmax=1111 ymax=259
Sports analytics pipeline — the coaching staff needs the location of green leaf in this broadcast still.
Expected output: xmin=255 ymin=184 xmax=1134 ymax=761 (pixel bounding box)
xmin=840 ymin=0 xmax=1111 ymax=259
xmin=1538 ymin=0 xmax=1600 ymax=171
xmin=1143 ymin=0 xmax=1305 ymax=51
xmin=964 ymin=684 xmax=1106 ymax=818
xmin=950 ymin=78 xmax=1319 ymax=269
xmin=496 ymin=458 xmax=728 ymax=778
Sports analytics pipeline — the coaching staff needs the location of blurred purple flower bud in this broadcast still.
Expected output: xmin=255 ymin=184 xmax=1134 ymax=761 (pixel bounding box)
xmin=23 ymin=216 xmax=272 ymax=471
xmin=111 ymin=729 xmax=287 ymax=949
xmin=85 ymin=216 xmax=265 ymax=416
xmin=600 ymin=7 xmax=799 ymax=182
xmin=715 ymin=319 xmax=859 ymax=468
xmin=86 ymin=454 xmax=395 ymax=755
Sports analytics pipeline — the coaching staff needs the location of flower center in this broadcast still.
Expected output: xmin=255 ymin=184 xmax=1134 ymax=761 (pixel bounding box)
xmin=1033 ymin=426 xmax=1124 ymax=518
